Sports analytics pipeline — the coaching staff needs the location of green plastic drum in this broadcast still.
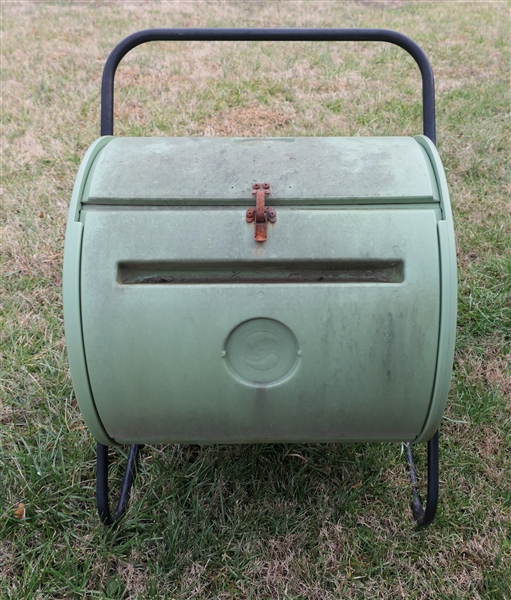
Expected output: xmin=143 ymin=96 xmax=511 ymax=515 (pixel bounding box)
xmin=63 ymin=135 xmax=457 ymax=447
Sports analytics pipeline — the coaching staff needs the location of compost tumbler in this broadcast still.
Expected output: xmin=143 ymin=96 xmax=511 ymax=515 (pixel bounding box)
xmin=63 ymin=28 xmax=457 ymax=527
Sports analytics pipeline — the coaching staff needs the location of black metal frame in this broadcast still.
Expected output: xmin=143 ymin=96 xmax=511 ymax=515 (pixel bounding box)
xmin=95 ymin=28 xmax=439 ymax=527
xmin=97 ymin=443 xmax=140 ymax=526
xmin=405 ymin=432 xmax=439 ymax=527
xmin=100 ymin=28 xmax=435 ymax=143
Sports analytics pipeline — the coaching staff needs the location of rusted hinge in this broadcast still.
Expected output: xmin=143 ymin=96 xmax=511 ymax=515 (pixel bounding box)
xmin=246 ymin=183 xmax=276 ymax=242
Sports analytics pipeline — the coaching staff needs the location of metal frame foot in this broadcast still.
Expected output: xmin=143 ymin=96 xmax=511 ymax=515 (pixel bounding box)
xmin=96 ymin=443 xmax=140 ymax=526
xmin=95 ymin=435 xmax=438 ymax=526
xmin=404 ymin=431 xmax=439 ymax=527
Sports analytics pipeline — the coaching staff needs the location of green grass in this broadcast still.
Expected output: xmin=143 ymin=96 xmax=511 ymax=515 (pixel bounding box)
xmin=1 ymin=1 xmax=510 ymax=599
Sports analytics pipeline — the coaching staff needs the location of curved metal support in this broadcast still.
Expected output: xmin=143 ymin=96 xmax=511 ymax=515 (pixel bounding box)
xmin=101 ymin=28 xmax=435 ymax=143
xmin=405 ymin=431 xmax=439 ymax=527
xmin=96 ymin=443 xmax=140 ymax=526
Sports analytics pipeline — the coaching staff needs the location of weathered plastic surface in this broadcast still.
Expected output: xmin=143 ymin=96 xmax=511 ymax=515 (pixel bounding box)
xmin=415 ymin=135 xmax=457 ymax=442
xmin=64 ymin=134 xmax=457 ymax=446
xmin=62 ymin=136 xmax=113 ymax=446
xmin=82 ymin=136 xmax=439 ymax=205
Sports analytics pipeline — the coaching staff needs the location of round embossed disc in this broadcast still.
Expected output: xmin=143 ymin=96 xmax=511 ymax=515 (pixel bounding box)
xmin=224 ymin=318 xmax=299 ymax=385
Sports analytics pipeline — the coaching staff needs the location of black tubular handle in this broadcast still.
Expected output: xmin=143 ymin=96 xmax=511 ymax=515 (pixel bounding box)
xmin=101 ymin=28 xmax=435 ymax=144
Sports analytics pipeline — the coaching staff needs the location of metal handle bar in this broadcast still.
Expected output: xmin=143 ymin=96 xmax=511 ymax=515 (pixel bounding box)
xmin=101 ymin=28 xmax=435 ymax=143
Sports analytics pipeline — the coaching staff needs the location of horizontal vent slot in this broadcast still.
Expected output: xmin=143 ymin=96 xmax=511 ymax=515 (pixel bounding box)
xmin=118 ymin=261 xmax=403 ymax=285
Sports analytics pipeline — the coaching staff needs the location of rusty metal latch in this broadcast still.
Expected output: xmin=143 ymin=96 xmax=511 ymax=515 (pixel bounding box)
xmin=246 ymin=183 xmax=276 ymax=242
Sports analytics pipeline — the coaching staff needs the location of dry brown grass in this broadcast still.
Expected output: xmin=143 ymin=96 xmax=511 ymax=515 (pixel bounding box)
xmin=456 ymin=342 xmax=511 ymax=403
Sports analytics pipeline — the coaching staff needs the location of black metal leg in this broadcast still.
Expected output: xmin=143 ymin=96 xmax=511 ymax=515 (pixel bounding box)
xmin=96 ymin=443 xmax=140 ymax=526
xmin=404 ymin=431 xmax=439 ymax=527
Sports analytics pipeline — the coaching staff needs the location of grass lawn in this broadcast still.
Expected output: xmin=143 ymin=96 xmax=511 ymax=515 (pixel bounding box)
xmin=1 ymin=1 xmax=510 ymax=599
